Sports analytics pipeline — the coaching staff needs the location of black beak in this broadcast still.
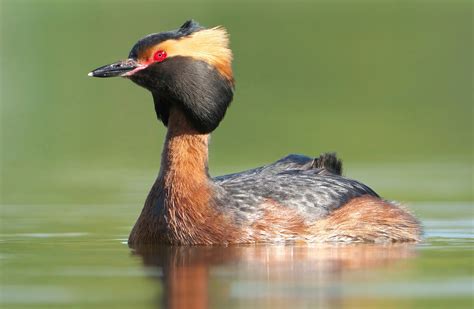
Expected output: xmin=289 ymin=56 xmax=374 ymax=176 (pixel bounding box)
xmin=88 ymin=59 xmax=140 ymax=78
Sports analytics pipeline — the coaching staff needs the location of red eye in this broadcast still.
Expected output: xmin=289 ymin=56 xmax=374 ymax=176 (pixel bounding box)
xmin=153 ymin=50 xmax=167 ymax=62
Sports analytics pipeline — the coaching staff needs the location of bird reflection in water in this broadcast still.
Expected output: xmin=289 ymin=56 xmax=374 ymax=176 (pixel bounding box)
xmin=132 ymin=244 xmax=416 ymax=308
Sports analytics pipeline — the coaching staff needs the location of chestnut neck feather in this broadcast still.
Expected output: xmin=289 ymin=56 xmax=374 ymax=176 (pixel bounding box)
xmin=128 ymin=108 xmax=215 ymax=245
xmin=158 ymin=108 xmax=211 ymax=201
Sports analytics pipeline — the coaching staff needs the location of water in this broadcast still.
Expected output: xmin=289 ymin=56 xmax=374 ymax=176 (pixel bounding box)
xmin=1 ymin=202 xmax=472 ymax=308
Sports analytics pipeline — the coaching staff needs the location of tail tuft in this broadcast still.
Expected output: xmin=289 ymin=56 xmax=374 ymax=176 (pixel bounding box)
xmin=312 ymin=152 xmax=343 ymax=175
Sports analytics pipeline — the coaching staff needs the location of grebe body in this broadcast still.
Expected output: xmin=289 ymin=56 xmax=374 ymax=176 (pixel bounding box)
xmin=89 ymin=20 xmax=421 ymax=245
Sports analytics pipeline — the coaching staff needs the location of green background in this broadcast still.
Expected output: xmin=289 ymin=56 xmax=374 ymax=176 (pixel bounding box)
xmin=1 ymin=0 xmax=472 ymax=204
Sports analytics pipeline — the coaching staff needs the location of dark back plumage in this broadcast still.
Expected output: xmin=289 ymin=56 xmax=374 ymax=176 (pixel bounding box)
xmin=213 ymin=154 xmax=379 ymax=224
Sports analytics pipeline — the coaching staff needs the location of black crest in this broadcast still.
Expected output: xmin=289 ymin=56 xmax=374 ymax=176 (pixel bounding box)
xmin=128 ymin=20 xmax=204 ymax=59
xmin=178 ymin=20 xmax=203 ymax=35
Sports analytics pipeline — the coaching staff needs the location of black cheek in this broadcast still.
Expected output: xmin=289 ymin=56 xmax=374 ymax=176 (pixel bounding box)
xmin=152 ymin=57 xmax=234 ymax=133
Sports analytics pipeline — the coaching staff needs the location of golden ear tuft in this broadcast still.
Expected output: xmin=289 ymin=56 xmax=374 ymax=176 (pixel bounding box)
xmin=149 ymin=26 xmax=234 ymax=82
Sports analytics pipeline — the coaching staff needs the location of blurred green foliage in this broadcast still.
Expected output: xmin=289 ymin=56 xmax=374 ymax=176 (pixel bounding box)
xmin=1 ymin=0 xmax=472 ymax=204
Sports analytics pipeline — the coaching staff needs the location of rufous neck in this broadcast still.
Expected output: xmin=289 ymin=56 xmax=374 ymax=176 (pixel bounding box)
xmin=159 ymin=109 xmax=210 ymax=184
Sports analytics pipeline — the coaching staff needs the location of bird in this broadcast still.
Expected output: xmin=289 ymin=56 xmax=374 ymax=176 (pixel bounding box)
xmin=89 ymin=20 xmax=421 ymax=246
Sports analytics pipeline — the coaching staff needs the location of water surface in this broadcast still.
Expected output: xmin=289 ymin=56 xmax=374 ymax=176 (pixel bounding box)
xmin=1 ymin=203 xmax=472 ymax=308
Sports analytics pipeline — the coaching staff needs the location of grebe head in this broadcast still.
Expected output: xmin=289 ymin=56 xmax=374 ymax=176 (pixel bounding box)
xmin=89 ymin=20 xmax=234 ymax=133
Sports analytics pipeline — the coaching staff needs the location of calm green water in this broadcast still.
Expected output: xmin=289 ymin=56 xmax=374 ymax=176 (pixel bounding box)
xmin=1 ymin=0 xmax=472 ymax=308
xmin=1 ymin=202 xmax=473 ymax=308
